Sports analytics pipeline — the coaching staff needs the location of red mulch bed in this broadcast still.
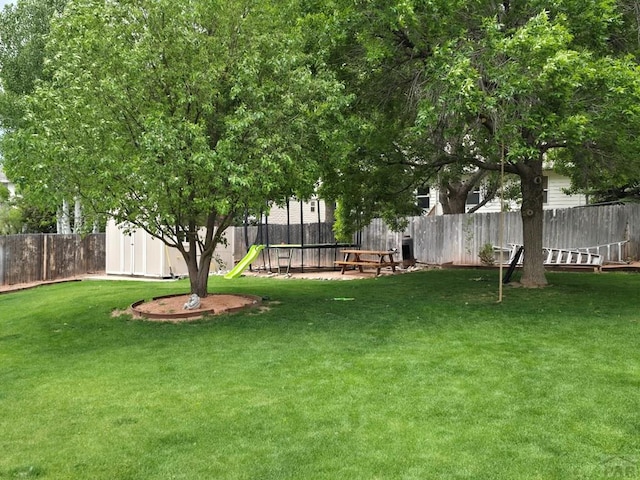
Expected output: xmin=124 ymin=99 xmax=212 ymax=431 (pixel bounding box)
xmin=129 ymin=293 xmax=263 ymax=322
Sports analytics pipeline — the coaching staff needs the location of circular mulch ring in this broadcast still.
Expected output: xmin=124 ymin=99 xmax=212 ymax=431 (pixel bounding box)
xmin=130 ymin=293 xmax=263 ymax=322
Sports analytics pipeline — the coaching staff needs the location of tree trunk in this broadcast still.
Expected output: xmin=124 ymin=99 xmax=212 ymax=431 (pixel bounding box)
xmin=324 ymin=199 xmax=336 ymax=225
xmin=439 ymin=170 xmax=490 ymax=215
xmin=58 ymin=199 xmax=71 ymax=234
xmin=181 ymin=247 xmax=214 ymax=298
xmin=518 ymin=159 xmax=548 ymax=287
xmin=179 ymin=216 xmax=231 ymax=298
xmin=440 ymin=183 xmax=468 ymax=214
xmin=195 ymin=249 xmax=214 ymax=297
xmin=183 ymin=247 xmax=201 ymax=296
xmin=73 ymin=198 xmax=83 ymax=234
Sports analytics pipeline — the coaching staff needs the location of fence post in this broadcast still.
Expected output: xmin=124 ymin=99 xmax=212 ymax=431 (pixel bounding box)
xmin=0 ymin=236 xmax=5 ymax=286
xmin=43 ymin=234 xmax=48 ymax=281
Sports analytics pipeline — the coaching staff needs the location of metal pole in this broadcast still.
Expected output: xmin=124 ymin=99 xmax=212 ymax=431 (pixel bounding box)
xmin=286 ymin=199 xmax=291 ymax=245
xmin=498 ymin=142 xmax=505 ymax=303
xmin=243 ymin=210 xmax=249 ymax=251
xmin=317 ymin=198 xmax=322 ymax=268
xmin=300 ymin=199 xmax=304 ymax=272
xmin=264 ymin=209 xmax=270 ymax=271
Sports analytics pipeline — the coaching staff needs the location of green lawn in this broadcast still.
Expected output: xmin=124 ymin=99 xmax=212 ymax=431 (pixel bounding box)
xmin=1 ymin=270 xmax=639 ymax=479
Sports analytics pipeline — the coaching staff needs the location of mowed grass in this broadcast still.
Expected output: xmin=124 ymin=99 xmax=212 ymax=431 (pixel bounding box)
xmin=1 ymin=269 xmax=639 ymax=479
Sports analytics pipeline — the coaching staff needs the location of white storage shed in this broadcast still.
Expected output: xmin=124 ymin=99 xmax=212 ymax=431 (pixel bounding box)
xmin=105 ymin=220 xmax=235 ymax=278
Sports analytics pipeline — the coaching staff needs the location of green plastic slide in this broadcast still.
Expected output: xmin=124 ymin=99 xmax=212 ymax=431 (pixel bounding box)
xmin=224 ymin=244 xmax=265 ymax=279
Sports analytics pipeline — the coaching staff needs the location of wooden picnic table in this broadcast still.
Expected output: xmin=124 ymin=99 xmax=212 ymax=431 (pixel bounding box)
xmin=335 ymin=249 xmax=399 ymax=276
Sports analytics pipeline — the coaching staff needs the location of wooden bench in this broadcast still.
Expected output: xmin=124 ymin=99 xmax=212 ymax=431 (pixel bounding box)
xmin=335 ymin=249 xmax=399 ymax=276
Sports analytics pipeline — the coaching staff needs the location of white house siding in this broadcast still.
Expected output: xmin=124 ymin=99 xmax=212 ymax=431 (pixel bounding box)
xmin=424 ymin=170 xmax=586 ymax=215
xmin=0 ymin=166 xmax=16 ymax=196
xmin=544 ymin=172 xmax=587 ymax=208
xmin=266 ymin=198 xmax=327 ymax=225
xmin=264 ymin=171 xmax=586 ymax=225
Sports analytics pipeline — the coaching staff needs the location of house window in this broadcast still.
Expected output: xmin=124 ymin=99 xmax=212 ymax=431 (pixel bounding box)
xmin=417 ymin=187 xmax=430 ymax=210
xmin=310 ymin=201 xmax=316 ymax=213
xmin=466 ymin=188 xmax=480 ymax=205
xmin=542 ymin=176 xmax=549 ymax=203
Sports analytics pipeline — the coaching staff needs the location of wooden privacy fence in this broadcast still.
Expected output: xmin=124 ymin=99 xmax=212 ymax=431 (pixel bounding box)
xmin=0 ymin=234 xmax=105 ymax=286
xmin=230 ymin=204 xmax=640 ymax=269
xmin=6 ymin=205 xmax=636 ymax=285
xmin=361 ymin=204 xmax=640 ymax=265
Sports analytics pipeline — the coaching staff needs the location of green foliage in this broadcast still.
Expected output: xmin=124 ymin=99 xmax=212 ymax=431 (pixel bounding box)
xmin=0 ymin=183 xmax=8 ymax=203
xmin=0 ymin=188 xmax=58 ymax=234
xmin=0 ymin=0 xmax=67 ymax=127
xmin=553 ymin=54 xmax=640 ymax=201
xmin=2 ymin=271 xmax=640 ymax=478
xmin=319 ymin=0 xmax=640 ymax=285
xmin=0 ymin=183 xmax=20 ymax=234
xmin=478 ymin=243 xmax=496 ymax=265
xmin=0 ymin=0 xmax=68 ymax=232
xmin=2 ymin=0 xmax=350 ymax=294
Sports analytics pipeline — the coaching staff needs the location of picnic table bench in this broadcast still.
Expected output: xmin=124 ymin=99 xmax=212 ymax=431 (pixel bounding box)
xmin=335 ymin=249 xmax=399 ymax=276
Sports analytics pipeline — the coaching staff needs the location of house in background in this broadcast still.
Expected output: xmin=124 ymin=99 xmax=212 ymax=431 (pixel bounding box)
xmin=0 ymin=165 xmax=15 ymax=197
xmin=417 ymin=169 xmax=587 ymax=215
xmin=264 ymin=170 xmax=587 ymax=226
xmin=263 ymin=198 xmax=330 ymax=225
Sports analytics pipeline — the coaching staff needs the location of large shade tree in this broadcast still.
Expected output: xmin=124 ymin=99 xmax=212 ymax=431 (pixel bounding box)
xmin=2 ymin=0 xmax=349 ymax=296
xmin=0 ymin=0 xmax=68 ymax=232
xmin=0 ymin=0 xmax=67 ymax=113
xmin=320 ymin=0 xmax=640 ymax=286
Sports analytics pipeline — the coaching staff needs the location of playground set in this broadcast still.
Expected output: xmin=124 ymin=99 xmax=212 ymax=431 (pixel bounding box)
xmin=225 ymin=199 xmax=359 ymax=278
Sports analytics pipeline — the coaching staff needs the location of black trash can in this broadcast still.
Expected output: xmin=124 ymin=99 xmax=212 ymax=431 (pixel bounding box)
xmin=401 ymin=235 xmax=416 ymax=267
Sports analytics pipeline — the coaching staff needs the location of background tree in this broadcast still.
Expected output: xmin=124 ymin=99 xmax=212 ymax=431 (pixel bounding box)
xmin=0 ymin=0 xmax=67 ymax=106
xmin=319 ymin=0 xmax=640 ymax=286
xmin=0 ymin=0 xmax=69 ymax=232
xmin=2 ymin=0 xmax=349 ymax=296
xmin=0 ymin=183 xmax=20 ymax=234
xmin=436 ymin=168 xmax=504 ymax=215
xmin=0 ymin=182 xmax=57 ymax=233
